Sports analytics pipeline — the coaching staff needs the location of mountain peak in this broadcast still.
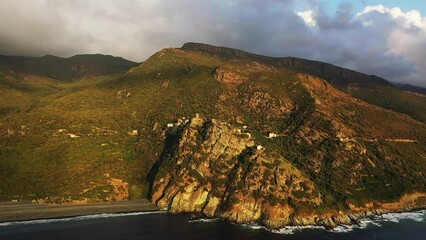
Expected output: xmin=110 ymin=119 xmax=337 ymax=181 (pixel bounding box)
xmin=181 ymin=42 xmax=274 ymax=61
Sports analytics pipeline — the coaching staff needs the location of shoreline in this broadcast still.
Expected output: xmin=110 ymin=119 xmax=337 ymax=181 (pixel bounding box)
xmin=287 ymin=206 xmax=426 ymax=229
xmin=0 ymin=199 xmax=423 ymax=231
xmin=188 ymin=206 xmax=426 ymax=230
xmin=0 ymin=199 xmax=159 ymax=223
xmin=241 ymin=209 xmax=426 ymax=234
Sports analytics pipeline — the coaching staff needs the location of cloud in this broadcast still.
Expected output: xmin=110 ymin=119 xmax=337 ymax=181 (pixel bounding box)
xmin=295 ymin=3 xmax=425 ymax=86
xmin=0 ymin=0 xmax=425 ymax=86
xmin=297 ymin=10 xmax=317 ymax=27
xmin=355 ymin=5 xmax=426 ymax=86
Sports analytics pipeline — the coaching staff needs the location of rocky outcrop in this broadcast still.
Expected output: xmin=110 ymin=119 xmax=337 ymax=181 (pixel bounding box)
xmin=241 ymin=91 xmax=293 ymax=119
xmin=150 ymin=117 xmax=426 ymax=229
xmin=151 ymin=117 xmax=323 ymax=228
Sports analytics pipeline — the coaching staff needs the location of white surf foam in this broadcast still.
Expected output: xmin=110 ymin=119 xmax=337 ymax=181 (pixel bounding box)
xmin=239 ymin=222 xmax=325 ymax=235
xmin=188 ymin=218 xmax=219 ymax=223
xmin=374 ymin=210 xmax=425 ymax=223
xmin=270 ymin=225 xmax=325 ymax=235
xmin=328 ymin=209 xmax=425 ymax=233
xmin=241 ymin=210 xmax=425 ymax=235
xmin=240 ymin=222 xmax=265 ymax=230
xmin=0 ymin=211 xmax=166 ymax=227
xmin=329 ymin=224 xmax=357 ymax=233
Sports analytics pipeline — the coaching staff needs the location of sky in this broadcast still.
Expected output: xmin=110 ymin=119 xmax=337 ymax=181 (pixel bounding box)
xmin=0 ymin=0 xmax=425 ymax=86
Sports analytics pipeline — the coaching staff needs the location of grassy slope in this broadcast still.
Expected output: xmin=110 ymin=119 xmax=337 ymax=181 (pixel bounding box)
xmin=0 ymin=73 xmax=134 ymax=200
xmin=0 ymin=49 xmax=224 ymax=201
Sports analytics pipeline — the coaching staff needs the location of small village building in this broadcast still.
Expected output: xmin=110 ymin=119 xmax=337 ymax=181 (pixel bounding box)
xmin=267 ymin=132 xmax=277 ymax=138
xmin=69 ymin=133 xmax=80 ymax=138
xmin=256 ymin=145 xmax=263 ymax=150
xmin=167 ymin=123 xmax=174 ymax=128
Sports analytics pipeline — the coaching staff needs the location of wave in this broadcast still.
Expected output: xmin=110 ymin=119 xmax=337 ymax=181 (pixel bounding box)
xmin=270 ymin=225 xmax=325 ymax=234
xmin=328 ymin=210 xmax=424 ymax=234
xmin=374 ymin=210 xmax=425 ymax=223
xmin=188 ymin=218 xmax=219 ymax=223
xmin=240 ymin=222 xmax=266 ymax=230
xmin=0 ymin=211 xmax=166 ymax=227
xmin=237 ymin=210 xmax=425 ymax=235
xmin=240 ymin=222 xmax=325 ymax=234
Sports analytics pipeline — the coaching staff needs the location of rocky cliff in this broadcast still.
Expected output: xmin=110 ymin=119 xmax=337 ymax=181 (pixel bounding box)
xmin=150 ymin=116 xmax=426 ymax=229
xmin=151 ymin=117 xmax=323 ymax=228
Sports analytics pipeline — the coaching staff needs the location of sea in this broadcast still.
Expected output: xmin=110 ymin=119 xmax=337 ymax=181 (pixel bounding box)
xmin=0 ymin=210 xmax=425 ymax=240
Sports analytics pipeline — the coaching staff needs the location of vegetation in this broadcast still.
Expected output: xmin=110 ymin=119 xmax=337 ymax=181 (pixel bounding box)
xmin=0 ymin=43 xmax=425 ymax=212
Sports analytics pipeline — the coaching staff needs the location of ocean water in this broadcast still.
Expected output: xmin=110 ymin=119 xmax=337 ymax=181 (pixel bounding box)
xmin=0 ymin=210 xmax=425 ymax=240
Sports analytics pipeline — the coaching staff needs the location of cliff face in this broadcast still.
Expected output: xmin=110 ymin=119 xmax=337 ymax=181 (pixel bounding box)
xmin=151 ymin=117 xmax=322 ymax=228
xmin=150 ymin=116 xmax=426 ymax=229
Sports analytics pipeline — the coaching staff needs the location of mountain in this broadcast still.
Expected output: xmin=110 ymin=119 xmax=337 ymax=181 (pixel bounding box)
xmin=394 ymin=83 xmax=426 ymax=94
xmin=0 ymin=54 xmax=139 ymax=81
xmin=182 ymin=42 xmax=426 ymax=123
xmin=0 ymin=43 xmax=425 ymax=228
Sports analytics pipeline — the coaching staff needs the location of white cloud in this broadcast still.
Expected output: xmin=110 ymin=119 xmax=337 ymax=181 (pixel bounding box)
xmin=297 ymin=10 xmax=317 ymax=27
xmin=0 ymin=1 xmax=425 ymax=86
xmin=355 ymin=5 xmax=426 ymax=86
xmin=357 ymin=4 xmax=423 ymax=29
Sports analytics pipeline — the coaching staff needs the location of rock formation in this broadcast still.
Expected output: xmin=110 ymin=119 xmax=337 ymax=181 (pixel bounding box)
xmin=151 ymin=115 xmax=426 ymax=229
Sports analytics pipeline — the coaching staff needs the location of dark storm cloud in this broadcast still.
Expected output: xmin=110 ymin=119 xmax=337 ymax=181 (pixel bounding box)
xmin=0 ymin=0 xmax=425 ymax=86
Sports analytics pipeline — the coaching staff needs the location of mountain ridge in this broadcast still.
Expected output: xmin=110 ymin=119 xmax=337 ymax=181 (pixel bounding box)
xmin=182 ymin=42 xmax=392 ymax=86
xmin=0 ymin=53 xmax=139 ymax=81
xmin=182 ymin=42 xmax=426 ymax=123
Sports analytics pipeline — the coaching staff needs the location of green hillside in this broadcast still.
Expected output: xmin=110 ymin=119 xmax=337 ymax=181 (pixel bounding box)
xmin=0 ymin=44 xmax=425 ymax=211
xmin=0 ymin=54 xmax=138 ymax=81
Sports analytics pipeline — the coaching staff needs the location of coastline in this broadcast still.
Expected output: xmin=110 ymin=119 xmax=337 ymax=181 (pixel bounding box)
xmin=188 ymin=205 xmax=426 ymax=230
xmin=175 ymin=192 xmax=426 ymax=229
xmin=0 ymin=198 xmax=423 ymax=232
xmin=0 ymin=199 xmax=159 ymax=223
xmin=1 ymin=208 xmax=424 ymax=240
xmin=240 ymin=208 xmax=426 ymax=235
xmin=286 ymin=206 xmax=426 ymax=229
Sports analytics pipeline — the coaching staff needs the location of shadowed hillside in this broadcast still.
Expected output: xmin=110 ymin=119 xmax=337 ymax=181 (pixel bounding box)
xmin=0 ymin=54 xmax=139 ymax=81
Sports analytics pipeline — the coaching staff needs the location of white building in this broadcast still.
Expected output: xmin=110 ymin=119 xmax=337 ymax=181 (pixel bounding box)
xmin=267 ymin=132 xmax=277 ymax=138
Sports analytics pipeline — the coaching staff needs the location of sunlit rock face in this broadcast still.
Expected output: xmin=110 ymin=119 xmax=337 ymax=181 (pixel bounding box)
xmin=151 ymin=118 xmax=323 ymax=228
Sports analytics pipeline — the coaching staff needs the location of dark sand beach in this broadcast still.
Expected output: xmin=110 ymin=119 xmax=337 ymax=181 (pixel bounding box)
xmin=0 ymin=199 xmax=158 ymax=223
